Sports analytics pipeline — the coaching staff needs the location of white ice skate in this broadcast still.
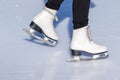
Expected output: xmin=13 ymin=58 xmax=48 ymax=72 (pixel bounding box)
xmin=67 ymin=26 xmax=108 ymax=62
xmin=23 ymin=7 xmax=59 ymax=46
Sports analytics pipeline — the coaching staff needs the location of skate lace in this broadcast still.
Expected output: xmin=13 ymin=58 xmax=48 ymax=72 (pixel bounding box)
xmin=87 ymin=26 xmax=92 ymax=41
xmin=85 ymin=26 xmax=92 ymax=43
xmin=86 ymin=26 xmax=100 ymax=46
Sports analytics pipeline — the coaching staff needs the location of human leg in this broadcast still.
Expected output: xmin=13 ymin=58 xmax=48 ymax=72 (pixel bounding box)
xmin=46 ymin=0 xmax=64 ymax=10
xmin=68 ymin=0 xmax=108 ymax=61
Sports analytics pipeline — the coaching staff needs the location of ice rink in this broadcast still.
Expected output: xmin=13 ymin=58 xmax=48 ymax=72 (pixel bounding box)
xmin=0 ymin=0 xmax=120 ymax=80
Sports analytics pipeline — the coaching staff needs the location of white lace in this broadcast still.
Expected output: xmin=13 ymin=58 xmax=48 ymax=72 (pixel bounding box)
xmin=86 ymin=26 xmax=101 ymax=46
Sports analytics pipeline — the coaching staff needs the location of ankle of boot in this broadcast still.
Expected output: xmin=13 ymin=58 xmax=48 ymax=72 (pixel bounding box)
xmin=45 ymin=7 xmax=57 ymax=16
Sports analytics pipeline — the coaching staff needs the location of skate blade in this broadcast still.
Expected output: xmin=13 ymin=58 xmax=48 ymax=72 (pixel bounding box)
xmin=67 ymin=53 xmax=109 ymax=62
xmin=23 ymin=28 xmax=57 ymax=47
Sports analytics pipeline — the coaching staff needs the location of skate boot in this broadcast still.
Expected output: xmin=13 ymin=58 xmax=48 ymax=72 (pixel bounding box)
xmin=67 ymin=26 xmax=108 ymax=62
xmin=23 ymin=7 xmax=59 ymax=46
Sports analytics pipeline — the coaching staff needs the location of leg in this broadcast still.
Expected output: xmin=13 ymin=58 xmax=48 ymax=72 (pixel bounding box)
xmin=68 ymin=0 xmax=108 ymax=61
xmin=73 ymin=0 xmax=90 ymax=29
xmin=46 ymin=0 xmax=64 ymax=10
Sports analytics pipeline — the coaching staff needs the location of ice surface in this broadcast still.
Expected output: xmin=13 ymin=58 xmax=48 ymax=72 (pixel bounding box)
xmin=0 ymin=0 xmax=120 ymax=80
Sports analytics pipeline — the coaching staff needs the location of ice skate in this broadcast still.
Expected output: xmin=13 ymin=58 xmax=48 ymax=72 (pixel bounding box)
xmin=23 ymin=7 xmax=59 ymax=46
xmin=67 ymin=26 xmax=109 ymax=62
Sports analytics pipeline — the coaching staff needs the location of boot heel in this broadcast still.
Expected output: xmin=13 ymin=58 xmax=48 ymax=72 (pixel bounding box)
xmin=66 ymin=50 xmax=81 ymax=62
xmin=71 ymin=50 xmax=81 ymax=56
xmin=30 ymin=21 xmax=43 ymax=33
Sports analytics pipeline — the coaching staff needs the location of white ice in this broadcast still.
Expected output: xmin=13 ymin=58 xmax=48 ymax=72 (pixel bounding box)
xmin=0 ymin=0 xmax=120 ymax=80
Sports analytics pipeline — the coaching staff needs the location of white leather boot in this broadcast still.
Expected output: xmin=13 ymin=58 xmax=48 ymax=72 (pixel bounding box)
xmin=68 ymin=26 xmax=108 ymax=61
xmin=23 ymin=7 xmax=59 ymax=46
xmin=31 ymin=7 xmax=59 ymax=40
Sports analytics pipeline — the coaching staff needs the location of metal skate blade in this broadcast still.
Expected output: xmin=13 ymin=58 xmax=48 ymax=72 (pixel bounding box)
xmin=67 ymin=57 xmax=106 ymax=62
xmin=67 ymin=57 xmax=93 ymax=62
xmin=92 ymin=53 xmax=109 ymax=60
xmin=67 ymin=56 xmax=81 ymax=62
xmin=23 ymin=28 xmax=33 ymax=36
xmin=67 ymin=53 xmax=109 ymax=62
xmin=23 ymin=28 xmax=57 ymax=47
